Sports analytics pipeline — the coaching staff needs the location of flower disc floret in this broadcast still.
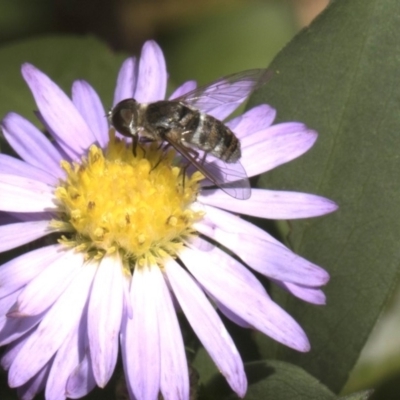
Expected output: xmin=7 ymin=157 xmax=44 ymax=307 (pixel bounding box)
xmin=54 ymin=133 xmax=204 ymax=266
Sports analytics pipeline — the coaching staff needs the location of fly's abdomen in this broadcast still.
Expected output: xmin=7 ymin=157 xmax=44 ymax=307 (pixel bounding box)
xmin=185 ymin=112 xmax=241 ymax=163
xmin=145 ymin=101 xmax=241 ymax=163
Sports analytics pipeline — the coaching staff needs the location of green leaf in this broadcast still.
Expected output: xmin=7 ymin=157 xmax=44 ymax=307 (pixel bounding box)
xmin=205 ymin=360 xmax=337 ymax=400
xmin=161 ymin=1 xmax=297 ymax=85
xmin=340 ymin=390 xmax=374 ymax=400
xmin=249 ymin=0 xmax=400 ymax=393
xmin=0 ymin=0 xmax=54 ymax=44
xmin=366 ymin=370 xmax=400 ymax=400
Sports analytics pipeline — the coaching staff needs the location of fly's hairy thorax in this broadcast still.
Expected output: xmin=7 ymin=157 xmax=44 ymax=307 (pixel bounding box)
xmin=143 ymin=101 xmax=241 ymax=162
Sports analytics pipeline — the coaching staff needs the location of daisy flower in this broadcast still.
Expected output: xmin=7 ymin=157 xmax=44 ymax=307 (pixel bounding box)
xmin=0 ymin=40 xmax=337 ymax=400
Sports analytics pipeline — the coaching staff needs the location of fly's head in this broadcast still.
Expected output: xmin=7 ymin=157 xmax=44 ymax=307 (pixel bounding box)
xmin=109 ymin=99 xmax=141 ymax=139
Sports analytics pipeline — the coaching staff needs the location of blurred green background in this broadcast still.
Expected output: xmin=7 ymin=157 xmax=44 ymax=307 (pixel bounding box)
xmin=1 ymin=0 xmax=400 ymax=399
xmin=0 ymin=0 xmax=325 ymax=83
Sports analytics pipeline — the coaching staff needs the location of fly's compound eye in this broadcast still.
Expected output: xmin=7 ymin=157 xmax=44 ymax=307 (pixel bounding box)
xmin=110 ymin=99 xmax=138 ymax=138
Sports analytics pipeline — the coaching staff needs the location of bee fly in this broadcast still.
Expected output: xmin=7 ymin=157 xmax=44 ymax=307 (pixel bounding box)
xmin=109 ymin=69 xmax=272 ymax=200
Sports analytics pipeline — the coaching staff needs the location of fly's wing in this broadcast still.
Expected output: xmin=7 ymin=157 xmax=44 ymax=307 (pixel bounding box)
xmin=164 ymin=134 xmax=251 ymax=200
xmin=173 ymin=69 xmax=273 ymax=115
xmin=199 ymin=156 xmax=251 ymax=200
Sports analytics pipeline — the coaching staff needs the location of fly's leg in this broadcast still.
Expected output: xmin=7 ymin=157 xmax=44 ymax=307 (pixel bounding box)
xmin=178 ymin=146 xmax=201 ymax=191
xmin=150 ymin=141 xmax=171 ymax=171
xmin=131 ymin=134 xmax=138 ymax=157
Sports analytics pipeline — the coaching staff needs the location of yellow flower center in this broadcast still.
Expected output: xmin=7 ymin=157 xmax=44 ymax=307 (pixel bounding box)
xmin=52 ymin=131 xmax=204 ymax=269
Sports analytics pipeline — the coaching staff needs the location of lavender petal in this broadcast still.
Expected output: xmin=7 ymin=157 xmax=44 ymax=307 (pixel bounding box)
xmin=227 ymin=104 xmax=276 ymax=138
xmin=21 ymin=64 xmax=96 ymax=158
xmin=121 ymin=265 xmax=160 ymax=400
xmin=1 ymin=113 xmax=63 ymax=175
xmin=0 ymin=298 xmax=43 ymax=348
xmin=0 ymin=174 xmax=56 ymax=213
xmin=0 ymin=290 xmax=20 ymax=315
xmin=122 ymin=274 xmax=133 ymax=319
xmin=66 ymin=354 xmax=96 ymax=399
xmin=88 ymin=255 xmax=123 ymax=387
xmin=17 ymin=361 xmax=51 ymax=400
xmin=0 ymin=211 xmax=17 ymax=225
xmin=208 ymin=103 xmax=241 ymax=121
xmin=14 ymin=250 xmax=82 ymax=317
xmin=165 ymin=257 xmax=247 ymax=397
xmin=199 ymin=189 xmax=338 ymax=219
xmin=8 ymin=261 xmax=95 ymax=387
xmin=72 ymin=80 xmax=109 ymax=148
xmin=0 ymin=154 xmax=59 ymax=186
xmin=1 ymin=211 xmax=53 ymax=224
xmin=169 ymin=80 xmax=197 ymax=99
xmin=0 ymin=221 xmax=52 ymax=253
xmin=152 ymin=265 xmax=189 ymax=400
xmin=0 ymin=316 xmax=43 ymax=349
xmin=214 ymin=299 xmax=252 ymax=328
xmin=1 ymin=333 xmax=31 ymax=371
xmin=113 ymin=57 xmax=138 ymax=106
xmin=0 ymin=244 xmax=64 ymax=299
xmin=240 ymin=124 xmax=318 ymax=177
xmin=276 ymin=281 xmax=327 ymax=305
xmin=134 ymin=41 xmax=167 ymax=103
xmin=45 ymin=326 xmax=83 ymax=400
xmin=180 ymin=242 xmax=310 ymax=352
xmin=195 ymin=220 xmax=329 ymax=286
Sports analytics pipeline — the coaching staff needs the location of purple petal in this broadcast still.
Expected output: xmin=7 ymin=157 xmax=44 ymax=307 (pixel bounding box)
xmin=1 ymin=333 xmax=30 ymax=370
xmin=199 ymin=189 xmax=338 ymax=219
xmin=21 ymin=64 xmax=96 ymax=158
xmin=8 ymin=261 xmax=96 ymax=387
xmin=14 ymin=250 xmax=82 ymax=317
xmin=195 ymin=218 xmax=329 ymax=286
xmin=113 ymin=57 xmax=138 ymax=106
xmin=240 ymin=123 xmax=318 ymax=177
xmin=169 ymin=80 xmax=197 ymax=100
xmin=0 ymin=290 xmax=20 ymax=315
xmin=226 ymin=104 xmax=276 ymax=138
xmin=180 ymin=241 xmax=310 ymax=352
xmin=0 ymin=315 xmax=42 ymax=351
xmin=0 ymin=221 xmax=52 ymax=253
xmin=32 ymin=111 xmax=72 ymax=161
xmin=122 ymin=274 xmax=133 ymax=319
xmin=45 ymin=324 xmax=82 ymax=399
xmin=0 ymin=154 xmax=59 ymax=186
xmin=151 ymin=265 xmax=189 ymax=400
xmin=66 ymin=354 xmax=96 ymax=398
xmin=88 ymin=255 xmax=123 ymax=387
xmin=195 ymin=204 xmax=331 ymax=289
xmin=0 ymin=244 xmax=63 ymax=299
xmin=208 ymin=103 xmax=241 ymax=121
xmin=214 ymin=299 xmax=252 ymax=328
xmin=1 ymin=113 xmax=63 ymax=175
xmin=0 ymin=211 xmax=17 ymax=225
xmin=17 ymin=361 xmax=51 ymax=400
xmin=134 ymin=41 xmax=167 ymax=103
xmin=165 ymin=257 xmax=247 ymax=397
xmin=193 ymin=203 xmax=286 ymax=248
xmin=276 ymin=281 xmax=327 ymax=305
xmin=121 ymin=265 xmax=160 ymax=400
xmin=72 ymin=80 xmax=109 ymax=148
xmin=0 ymin=174 xmax=56 ymax=212
xmin=0 ymin=293 xmax=43 ymax=349
xmin=5 ymin=211 xmax=54 ymax=223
